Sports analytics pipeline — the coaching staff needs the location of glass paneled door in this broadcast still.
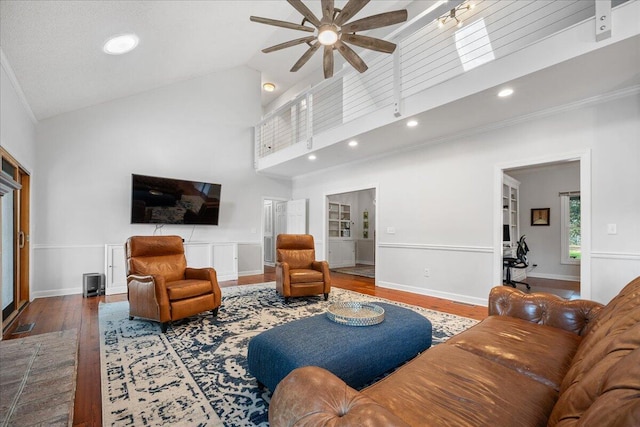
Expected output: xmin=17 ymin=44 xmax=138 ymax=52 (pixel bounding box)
xmin=1 ymin=149 xmax=30 ymax=329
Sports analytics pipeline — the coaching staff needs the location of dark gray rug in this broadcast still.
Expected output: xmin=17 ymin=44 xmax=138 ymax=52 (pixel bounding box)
xmin=99 ymin=283 xmax=477 ymax=426
xmin=0 ymin=329 xmax=78 ymax=426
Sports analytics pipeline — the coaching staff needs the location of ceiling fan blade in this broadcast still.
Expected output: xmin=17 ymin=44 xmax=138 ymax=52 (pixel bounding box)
xmin=334 ymin=0 xmax=370 ymax=26
xmin=341 ymin=34 xmax=396 ymax=54
xmin=262 ymin=36 xmax=317 ymax=53
xmin=287 ymin=0 xmax=321 ymax=27
xmin=250 ymin=16 xmax=315 ymax=32
xmin=290 ymin=42 xmax=321 ymax=72
xmin=341 ymin=10 xmax=408 ymax=33
xmin=334 ymin=40 xmax=368 ymax=73
xmin=321 ymin=0 xmax=334 ymax=24
xmin=323 ymin=45 xmax=334 ymax=79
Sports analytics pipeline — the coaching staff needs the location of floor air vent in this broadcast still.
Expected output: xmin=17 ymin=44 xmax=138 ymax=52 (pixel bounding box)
xmin=12 ymin=323 xmax=35 ymax=334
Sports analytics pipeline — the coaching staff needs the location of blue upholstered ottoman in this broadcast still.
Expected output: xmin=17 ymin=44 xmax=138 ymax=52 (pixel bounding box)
xmin=247 ymin=302 xmax=432 ymax=392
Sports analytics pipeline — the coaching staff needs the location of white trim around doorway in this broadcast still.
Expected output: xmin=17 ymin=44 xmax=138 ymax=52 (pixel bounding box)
xmin=494 ymin=149 xmax=591 ymax=299
xmin=323 ymin=184 xmax=379 ymax=281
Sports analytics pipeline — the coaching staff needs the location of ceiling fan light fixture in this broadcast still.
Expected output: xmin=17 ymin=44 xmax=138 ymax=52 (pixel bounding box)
xmin=263 ymin=82 xmax=276 ymax=92
xmin=318 ymin=25 xmax=339 ymax=46
xmin=103 ymin=33 xmax=139 ymax=55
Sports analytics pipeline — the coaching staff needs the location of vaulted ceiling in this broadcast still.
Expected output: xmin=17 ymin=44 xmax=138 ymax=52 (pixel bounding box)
xmin=0 ymin=0 xmax=412 ymax=120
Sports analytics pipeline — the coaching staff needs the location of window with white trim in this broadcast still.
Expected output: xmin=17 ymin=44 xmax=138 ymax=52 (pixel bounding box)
xmin=560 ymin=192 xmax=580 ymax=264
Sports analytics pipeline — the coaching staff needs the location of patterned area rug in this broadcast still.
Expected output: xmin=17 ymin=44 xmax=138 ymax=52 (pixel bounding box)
xmin=99 ymin=283 xmax=477 ymax=426
xmin=0 ymin=329 xmax=78 ymax=426
xmin=331 ymin=265 xmax=375 ymax=278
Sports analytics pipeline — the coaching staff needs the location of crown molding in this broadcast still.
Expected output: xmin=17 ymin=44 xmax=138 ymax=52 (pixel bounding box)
xmin=0 ymin=48 xmax=38 ymax=124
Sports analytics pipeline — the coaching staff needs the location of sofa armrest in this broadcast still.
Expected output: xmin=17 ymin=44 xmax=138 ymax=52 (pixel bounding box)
xmin=275 ymin=262 xmax=290 ymax=296
xmin=127 ymin=274 xmax=170 ymax=321
xmin=488 ymin=286 xmax=603 ymax=336
xmin=185 ymin=267 xmax=221 ymax=306
xmin=270 ymin=366 xmax=410 ymax=427
xmin=312 ymin=260 xmax=332 ymax=292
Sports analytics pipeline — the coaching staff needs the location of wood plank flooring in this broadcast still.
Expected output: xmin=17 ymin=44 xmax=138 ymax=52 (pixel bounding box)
xmin=2 ymin=270 xmax=491 ymax=427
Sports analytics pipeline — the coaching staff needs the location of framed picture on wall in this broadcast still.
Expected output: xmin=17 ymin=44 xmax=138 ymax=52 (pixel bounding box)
xmin=531 ymin=208 xmax=550 ymax=226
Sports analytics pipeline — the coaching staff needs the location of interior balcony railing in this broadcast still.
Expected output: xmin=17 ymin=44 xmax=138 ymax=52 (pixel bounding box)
xmin=254 ymin=0 xmax=628 ymax=167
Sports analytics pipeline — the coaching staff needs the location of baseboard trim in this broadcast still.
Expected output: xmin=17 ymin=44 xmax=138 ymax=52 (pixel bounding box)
xmin=376 ymin=280 xmax=488 ymax=307
xmin=527 ymin=272 xmax=580 ymax=282
xmin=239 ymin=270 xmax=263 ymax=277
xmin=32 ymin=288 xmax=82 ymax=299
xmin=355 ymin=260 xmax=375 ymax=266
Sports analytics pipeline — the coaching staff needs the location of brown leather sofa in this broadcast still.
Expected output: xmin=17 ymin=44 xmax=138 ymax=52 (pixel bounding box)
xmin=125 ymin=235 xmax=222 ymax=332
xmin=275 ymin=234 xmax=331 ymax=303
xmin=269 ymin=277 xmax=640 ymax=426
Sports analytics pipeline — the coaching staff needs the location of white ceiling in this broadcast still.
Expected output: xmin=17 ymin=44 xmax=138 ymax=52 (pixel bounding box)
xmin=0 ymin=0 xmax=413 ymax=120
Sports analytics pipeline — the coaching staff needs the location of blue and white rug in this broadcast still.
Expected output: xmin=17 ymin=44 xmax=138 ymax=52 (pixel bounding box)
xmin=99 ymin=283 xmax=478 ymax=426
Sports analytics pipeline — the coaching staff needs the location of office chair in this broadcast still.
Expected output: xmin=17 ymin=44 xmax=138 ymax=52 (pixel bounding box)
xmin=503 ymin=235 xmax=531 ymax=290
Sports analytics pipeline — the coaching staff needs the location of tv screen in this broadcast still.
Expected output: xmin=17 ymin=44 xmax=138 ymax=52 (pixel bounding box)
xmin=131 ymin=174 xmax=221 ymax=225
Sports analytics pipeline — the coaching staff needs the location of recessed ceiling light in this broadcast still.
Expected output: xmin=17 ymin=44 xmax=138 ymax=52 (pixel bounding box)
xmin=103 ymin=33 xmax=139 ymax=55
xmin=348 ymin=140 xmax=358 ymax=147
xmin=263 ymin=82 xmax=276 ymax=92
xmin=308 ymin=154 xmax=317 ymax=160
xmin=498 ymin=88 xmax=514 ymax=97
xmin=407 ymin=119 xmax=419 ymax=127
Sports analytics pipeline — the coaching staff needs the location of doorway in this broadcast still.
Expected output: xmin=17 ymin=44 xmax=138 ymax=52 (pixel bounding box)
xmin=325 ymin=187 xmax=377 ymax=280
xmin=1 ymin=148 xmax=30 ymax=330
xmin=495 ymin=151 xmax=590 ymax=299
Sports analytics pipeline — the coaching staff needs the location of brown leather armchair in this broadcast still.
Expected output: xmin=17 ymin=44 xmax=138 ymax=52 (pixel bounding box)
xmin=276 ymin=234 xmax=331 ymax=303
xmin=125 ymin=235 xmax=222 ymax=332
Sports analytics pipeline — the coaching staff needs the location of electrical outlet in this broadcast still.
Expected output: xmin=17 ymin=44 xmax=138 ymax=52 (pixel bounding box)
xmin=424 ymin=268 xmax=430 ymax=277
xmin=386 ymin=227 xmax=396 ymax=234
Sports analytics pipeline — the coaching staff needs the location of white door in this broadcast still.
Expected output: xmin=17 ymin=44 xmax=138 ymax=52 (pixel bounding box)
xmin=286 ymin=199 xmax=307 ymax=234
xmin=275 ymin=201 xmax=287 ymax=239
xmin=263 ymin=200 xmax=274 ymax=264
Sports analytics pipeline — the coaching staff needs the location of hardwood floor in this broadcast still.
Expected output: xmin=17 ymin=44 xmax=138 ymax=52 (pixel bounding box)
xmin=2 ymin=269 xmax=489 ymax=427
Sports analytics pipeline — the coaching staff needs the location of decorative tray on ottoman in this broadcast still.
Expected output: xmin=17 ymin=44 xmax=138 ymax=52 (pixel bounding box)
xmin=326 ymin=302 xmax=385 ymax=326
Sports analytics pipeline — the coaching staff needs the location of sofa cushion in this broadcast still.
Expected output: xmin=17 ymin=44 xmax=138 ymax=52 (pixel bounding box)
xmin=363 ymin=345 xmax=558 ymax=427
xmin=289 ymin=268 xmax=324 ymax=284
xmin=447 ymin=316 xmax=581 ymax=390
xmin=166 ymin=279 xmax=212 ymax=300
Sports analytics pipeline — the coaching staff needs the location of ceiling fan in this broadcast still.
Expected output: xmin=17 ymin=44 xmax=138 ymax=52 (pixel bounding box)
xmin=250 ymin=0 xmax=408 ymax=79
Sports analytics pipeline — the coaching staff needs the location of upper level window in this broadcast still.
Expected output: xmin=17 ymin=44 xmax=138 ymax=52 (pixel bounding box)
xmin=560 ymin=192 xmax=580 ymax=264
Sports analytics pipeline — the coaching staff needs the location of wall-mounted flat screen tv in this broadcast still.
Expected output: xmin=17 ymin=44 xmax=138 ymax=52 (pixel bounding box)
xmin=131 ymin=174 xmax=221 ymax=225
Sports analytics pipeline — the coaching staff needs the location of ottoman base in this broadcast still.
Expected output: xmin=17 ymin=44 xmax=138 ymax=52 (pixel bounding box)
xmin=247 ymin=303 xmax=432 ymax=392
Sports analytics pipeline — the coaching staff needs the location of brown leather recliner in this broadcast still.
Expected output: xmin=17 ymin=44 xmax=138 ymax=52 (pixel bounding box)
xmin=125 ymin=235 xmax=222 ymax=332
xmin=276 ymin=234 xmax=331 ymax=303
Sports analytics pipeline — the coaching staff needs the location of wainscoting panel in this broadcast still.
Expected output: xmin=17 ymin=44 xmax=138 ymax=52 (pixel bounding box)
xmin=375 ymin=242 xmax=494 ymax=306
xmin=32 ymin=245 xmax=105 ymax=298
xmin=238 ymin=242 xmax=262 ymax=276
xmin=591 ymin=251 xmax=640 ymax=304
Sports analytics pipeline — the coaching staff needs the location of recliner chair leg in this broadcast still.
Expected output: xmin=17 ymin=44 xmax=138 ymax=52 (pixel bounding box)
xmin=284 ymin=297 xmax=290 ymax=304
xmin=161 ymin=322 xmax=168 ymax=333
xmin=212 ymin=307 xmax=219 ymax=317
xmin=324 ymin=293 xmax=329 ymax=301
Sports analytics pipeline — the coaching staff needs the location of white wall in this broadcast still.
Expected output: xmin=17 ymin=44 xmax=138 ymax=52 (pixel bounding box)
xmin=509 ymin=162 xmax=581 ymax=281
xmin=292 ymin=91 xmax=640 ymax=306
xmin=33 ymin=66 xmax=291 ymax=297
xmin=0 ymin=62 xmax=36 ymax=171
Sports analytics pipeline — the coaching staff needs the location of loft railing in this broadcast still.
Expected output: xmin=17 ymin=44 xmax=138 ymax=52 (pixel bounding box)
xmin=254 ymin=0 xmax=618 ymax=166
